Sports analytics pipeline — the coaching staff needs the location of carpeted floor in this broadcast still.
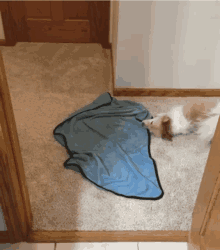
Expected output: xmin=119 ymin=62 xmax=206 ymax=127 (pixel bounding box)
xmin=0 ymin=42 xmax=216 ymax=231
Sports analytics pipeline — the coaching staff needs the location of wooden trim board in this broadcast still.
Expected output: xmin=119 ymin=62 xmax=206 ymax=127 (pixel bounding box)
xmin=188 ymin=116 xmax=220 ymax=249
xmin=111 ymin=0 xmax=119 ymax=92
xmin=26 ymin=230 xmax=189 ymax=243
xmin=113 ymin=88 xmax=220 ymax=97
xmin=0 ymin=49 xmax=32 ymax=243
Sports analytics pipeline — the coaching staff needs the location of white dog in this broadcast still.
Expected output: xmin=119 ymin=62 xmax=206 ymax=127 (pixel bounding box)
xmin=143 ymin=100 xmax=220 ymax=145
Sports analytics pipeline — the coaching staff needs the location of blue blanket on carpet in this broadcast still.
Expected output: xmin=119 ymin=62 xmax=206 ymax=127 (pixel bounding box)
xmin=53 ymin=92 xmax=164 ymax=200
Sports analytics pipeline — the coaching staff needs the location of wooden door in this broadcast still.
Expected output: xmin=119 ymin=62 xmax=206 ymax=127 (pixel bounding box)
xmin=188 ymin=117 xmax=220 ymax=250
xmin=7 ymin=1 xmax=110 ymax=49
xmin=23 ymin=1 xmax=91 ymax=43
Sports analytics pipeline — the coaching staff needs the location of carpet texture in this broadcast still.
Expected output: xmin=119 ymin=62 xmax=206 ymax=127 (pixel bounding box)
xmin=0 ymin=42 xmax=216 ymax=231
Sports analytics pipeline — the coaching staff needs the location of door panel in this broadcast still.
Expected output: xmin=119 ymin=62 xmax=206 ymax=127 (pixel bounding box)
xmin=26 ymin=19 xmax=90 ymax=43
xmin=64 ymin=1 xmax=89 ymax=19
xmin=25 ymin=1 xmax=51 ymax=18
xmin=51 ymin=2 xmax=64 ymax=21
xmin=24 ymin=1 xmax=90 ymax=43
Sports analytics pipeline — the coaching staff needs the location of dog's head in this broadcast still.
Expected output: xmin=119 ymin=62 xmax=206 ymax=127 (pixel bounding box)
xmin=143 ymin=114 xmax=173 ymax=141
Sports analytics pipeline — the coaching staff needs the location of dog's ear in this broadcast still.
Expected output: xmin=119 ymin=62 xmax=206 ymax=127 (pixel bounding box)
xmin=162 ymin=116 xmax=170 ymax=123
xmin=161 ymin=116 xmax=173 ymax=141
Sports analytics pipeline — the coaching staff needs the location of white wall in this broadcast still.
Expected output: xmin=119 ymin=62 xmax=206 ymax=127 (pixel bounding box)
xmin=116 ymin=1 xmax=220 ymax=89
xmin=115 ymin=1 xmax=152 ymax=87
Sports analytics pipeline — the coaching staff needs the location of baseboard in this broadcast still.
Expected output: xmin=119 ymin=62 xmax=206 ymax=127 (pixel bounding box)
xmin=113 ymin=87 xmax=220 ymax=97
xmin=0 ymin=231 xmax=11 ymax=243
xmin=26 ymin=230 xmax=189 ymax=243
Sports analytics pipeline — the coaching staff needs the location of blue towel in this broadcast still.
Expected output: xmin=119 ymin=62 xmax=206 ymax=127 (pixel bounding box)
xmin=53 ymin=92 xmax=164 ymax=200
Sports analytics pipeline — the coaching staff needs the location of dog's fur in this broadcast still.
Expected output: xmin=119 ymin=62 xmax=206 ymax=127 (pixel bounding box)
xmin=143 ymin=100 xmax=220 ymax=144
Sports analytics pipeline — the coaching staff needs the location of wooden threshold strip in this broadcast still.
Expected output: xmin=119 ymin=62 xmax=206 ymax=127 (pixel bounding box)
xmin=26 ymin=230 xmax=189 ymax=243
xmin=113 ymin=88 xmax=220 ymax=97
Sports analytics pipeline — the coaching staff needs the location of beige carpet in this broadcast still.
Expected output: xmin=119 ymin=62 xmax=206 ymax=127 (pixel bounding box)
xmin=0 ymin=42 xmax=216 ymax=231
